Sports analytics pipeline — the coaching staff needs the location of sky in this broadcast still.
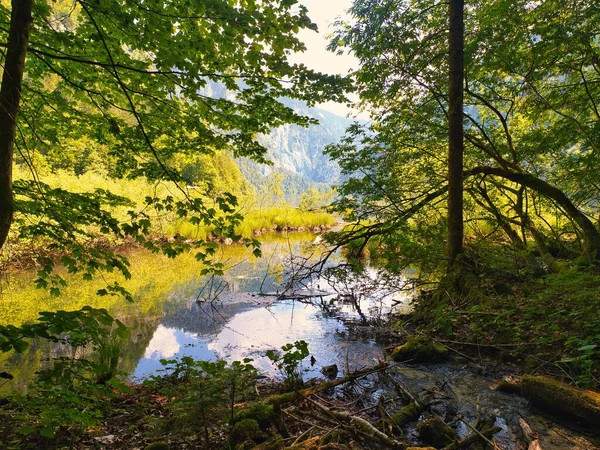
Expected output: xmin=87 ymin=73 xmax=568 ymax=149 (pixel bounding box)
xmin=290 ymin=0 xmax=362 ymax=118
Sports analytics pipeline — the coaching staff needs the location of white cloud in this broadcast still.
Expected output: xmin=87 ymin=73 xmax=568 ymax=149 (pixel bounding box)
xmin=144 ymin=324 xmax=180 ymax=360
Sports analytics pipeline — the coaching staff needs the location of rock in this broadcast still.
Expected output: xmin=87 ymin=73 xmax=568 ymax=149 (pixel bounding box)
xmin=391 ymin=336 xmax=448 ymax=363
xmin=223 ymin=237 xmax=233 ymax=245
xmin=417 ymin=416 xmax=457 ymax=447
xmin=521 ymin=375 xmax=600 ymax=427
xmin=321 ymin=364 xmax=338 ymax=379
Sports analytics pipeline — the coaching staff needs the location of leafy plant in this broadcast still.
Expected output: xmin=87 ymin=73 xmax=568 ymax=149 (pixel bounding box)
xmin=0 ymin=308 xmax=131 ymax=447
xmin=557 ymin=344 xmax=600 ymax=388
xmin=147 ymin=357 xmax=258 ymax=447
xmin=266 ymin=340 xmax=310 ymax=390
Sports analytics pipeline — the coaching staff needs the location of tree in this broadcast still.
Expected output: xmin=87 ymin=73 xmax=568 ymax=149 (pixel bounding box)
xmin=447 ymin=0 xmax=464 ymax=266
xmin=326 ymin=0 xmax=600 ymax=270
xmin=0 ymin=0 xmax=348 ymax=288
xmin=0 ymin=0 xmax=32 ymax=249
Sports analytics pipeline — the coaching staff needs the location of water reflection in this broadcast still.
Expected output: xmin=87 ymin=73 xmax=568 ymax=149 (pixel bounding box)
xmin=2 ymin=233 xmax=413 ymax=389
xmin=132 ymin=299 xmax=387 ymax=381
xmin=134 ymin=325 xmax=217 ymax=378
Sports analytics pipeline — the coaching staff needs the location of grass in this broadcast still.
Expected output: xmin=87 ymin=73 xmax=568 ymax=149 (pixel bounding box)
xmin=12 ymin=166 xmax=336 ymax=242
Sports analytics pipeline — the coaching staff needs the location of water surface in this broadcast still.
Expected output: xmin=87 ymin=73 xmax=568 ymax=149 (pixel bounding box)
xmin=0 ymin=233 xmax=407 ymax=389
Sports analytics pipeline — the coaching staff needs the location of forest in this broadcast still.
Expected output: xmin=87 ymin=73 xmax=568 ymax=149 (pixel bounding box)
xmin=1 ymin=0 xmax=600 ymax=449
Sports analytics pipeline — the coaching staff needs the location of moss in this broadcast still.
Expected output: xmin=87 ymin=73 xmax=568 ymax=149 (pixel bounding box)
xmin=236 ymin=402 xmax=274 ymax=429
xmin=265 ymin=391 xmax=297 ymax=406
xmin=230 ymin=418 xmax=265 ymax=446
xmin=321 ymin=430 xmax=341 ymax=444
xmin=522 ymin=375 xmax=600 ymax=427
xmin=391 ymin=336 xmax=448 ymax=363
xmin=144 ymin=443 xmax=170 ymax=450
xmin=417 ymin=416 xmax=456 ymax=447
xmin=387 ymin=402 xmax=422 ymax=427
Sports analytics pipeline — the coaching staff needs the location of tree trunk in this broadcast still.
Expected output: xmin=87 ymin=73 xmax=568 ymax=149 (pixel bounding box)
xmin=447 ymin=0 xmax=465 ymax=266
xmin=468 ymin=166 xmax=600 ymax=260
xmin=0 ymin=0 xmax=33 ymax=250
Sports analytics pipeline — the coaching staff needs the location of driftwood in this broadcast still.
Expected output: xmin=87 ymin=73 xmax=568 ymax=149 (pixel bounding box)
xmin=382 ymin=371 xmax=444 ymax=429
xmin=521 ymin=375 xmax=600 ymax=427
xmin=519 ymin=417 xmax=543 ymax=450
xmin=305 ymin=396 xmax=405 ymax=449
xmin=387 ymin=401 xmax=424 ymax=427
xmin=442 ymin=425 xmax=501 ymax=450
xmin=256 ymin=290 xmax=333 ymax=300
xmin=266 ymin=362 xmax=389 ymax=407
xmin=493 ymin=374 xmax=600 ymax=429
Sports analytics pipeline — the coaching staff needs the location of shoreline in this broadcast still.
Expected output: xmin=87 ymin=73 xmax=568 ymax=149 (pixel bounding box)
xmin=0 ymin=224 xmax=335 ymax=274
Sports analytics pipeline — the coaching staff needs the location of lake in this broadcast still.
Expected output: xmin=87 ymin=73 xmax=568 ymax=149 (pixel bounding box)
xmin=0 ymin=233 xmax=411 ymax=391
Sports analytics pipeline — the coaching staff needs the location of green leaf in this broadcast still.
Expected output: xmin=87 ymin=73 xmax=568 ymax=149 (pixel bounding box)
xmin=17 ymin=427 xmax=37 ymax=436
xmin=39 ymin=427 xmax=55 ymax=438
xmin=12 ymin=340 xmax=29 ymax=353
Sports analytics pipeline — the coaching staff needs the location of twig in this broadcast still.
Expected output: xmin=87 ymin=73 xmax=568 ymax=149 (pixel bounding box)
xmin=291 ymin=425 xmax=316 ymax=447
xmin=437 ymin=338 xmax=536 ymax=348
xmin=266 ymin=361 xmax=389 ymax=407
xmin=449 ymin=416 xmax=500 ymax=449
xmin=304 ymin=396 xmax=404 ymax=449
xmin=519 ymin=417 xmax=543 ymax=450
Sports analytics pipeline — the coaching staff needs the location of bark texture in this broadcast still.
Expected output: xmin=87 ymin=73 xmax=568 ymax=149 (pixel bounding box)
xmin=0 ymin=0 xmax=33 ymax=250
xmin=447 ymin=0 xmax=465 ymax=266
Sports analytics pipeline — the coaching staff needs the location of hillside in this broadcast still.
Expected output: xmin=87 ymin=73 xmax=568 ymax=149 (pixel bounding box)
xmin=238 ymin=98 xmax=355 ymax=197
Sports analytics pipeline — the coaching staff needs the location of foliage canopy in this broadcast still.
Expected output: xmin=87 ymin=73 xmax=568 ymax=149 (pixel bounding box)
xmin=327 ymin=0 xmax=600 ymax=268
xmin=0 ymin=0 xmax=347 ymax=292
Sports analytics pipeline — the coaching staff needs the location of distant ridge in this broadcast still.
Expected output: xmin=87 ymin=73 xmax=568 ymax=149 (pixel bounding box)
xmin=238 ymin=98 xmax=356 ymax=197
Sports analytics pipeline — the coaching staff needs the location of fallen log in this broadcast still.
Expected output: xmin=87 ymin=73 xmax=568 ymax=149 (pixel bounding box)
xmin=305 ymin=397 xmax=405 ymax=449
xmin=256 ymin=290 xmax=333 ymax=300
xmin=265 ymin=362 xmax=389 ymax=407
xmin=521 ymin=375 xmax=600 ymax=428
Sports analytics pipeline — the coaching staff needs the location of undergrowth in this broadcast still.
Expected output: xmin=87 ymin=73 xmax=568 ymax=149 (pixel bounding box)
xmin=409 ymin=242 xmax=600 ymax=388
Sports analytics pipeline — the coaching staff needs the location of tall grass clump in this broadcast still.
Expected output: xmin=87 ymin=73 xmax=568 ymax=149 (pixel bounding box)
xmin=236 ymin=207 xmax=336 ymax=236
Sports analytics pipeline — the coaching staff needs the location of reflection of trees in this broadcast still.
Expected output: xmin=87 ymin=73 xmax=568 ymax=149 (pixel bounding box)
xmin=1 ymin=235 xmax=334 ymax=390
xmin=0 ymin=311 xmax=162 ymax=392
xmin=161 ymin=302 xmax=256 ymax=336
xmin=117 ymin=315 xmax=163 ymax=375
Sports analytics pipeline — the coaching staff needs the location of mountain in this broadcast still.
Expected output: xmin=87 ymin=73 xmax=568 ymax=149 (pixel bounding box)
xmin=237 ymin=98 xmax=355 ymax=197
xmin=201 ymin=82 xmax=357 ymax=198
